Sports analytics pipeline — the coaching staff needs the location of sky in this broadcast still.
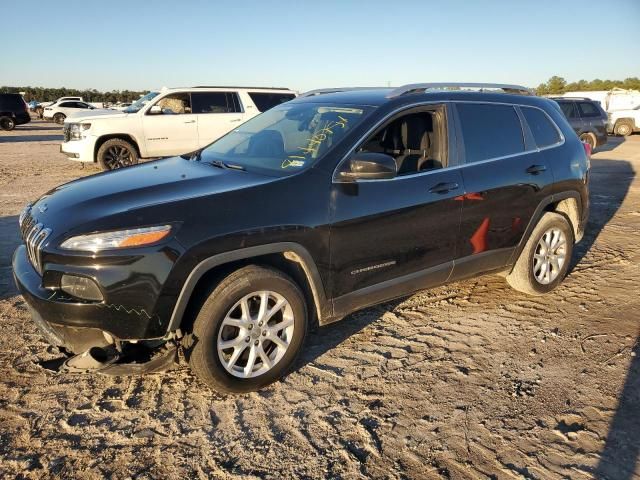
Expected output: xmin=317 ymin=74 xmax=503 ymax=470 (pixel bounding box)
xmin=2 ymin=0 xmax=638 ymax=92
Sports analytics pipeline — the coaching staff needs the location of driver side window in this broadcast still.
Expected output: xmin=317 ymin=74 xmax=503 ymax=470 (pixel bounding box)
xmin=154 ymin=93 xmax=192 ymax=114
xmin=358 ymin=108 xmax=445 ymax=176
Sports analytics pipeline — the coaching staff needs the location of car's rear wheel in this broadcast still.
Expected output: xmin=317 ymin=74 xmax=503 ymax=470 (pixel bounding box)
xmin=187 ymin=265 xmax=308 ymax=393
xmin=614 ymin=120 xmax=633 ymax=137
xmin=0 ymin=116 xmax=15 ymax=131
xmin=579 ymin=132 xmax=596 ymax=150
xmin=506 ymin=212 xmax=574 ymax=296
xmin=53 ymin=113 xmax=66 ymax=125
xmin=97 ymin=138 xmax=139 ymax=170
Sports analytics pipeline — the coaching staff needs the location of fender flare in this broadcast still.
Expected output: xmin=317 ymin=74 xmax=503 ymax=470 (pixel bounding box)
xmin=165 ymin=242 xmax=331 ymax=334
xmin=508 ymin=191 xmax=583 ymax=266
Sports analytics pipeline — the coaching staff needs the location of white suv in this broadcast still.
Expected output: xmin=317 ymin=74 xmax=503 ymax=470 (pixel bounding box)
xmin=44 ymin=100 xmax=100 ymax=124
xmin=60 ymin=87 xmax=296 ymax=170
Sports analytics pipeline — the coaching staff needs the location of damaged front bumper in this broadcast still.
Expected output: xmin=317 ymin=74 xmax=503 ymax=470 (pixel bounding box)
xmin=13 ymin=245 xmax=178 ymax=374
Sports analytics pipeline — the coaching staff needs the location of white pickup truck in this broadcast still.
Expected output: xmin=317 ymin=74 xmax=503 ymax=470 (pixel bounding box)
xmin=60 ymin=86 xmax=296 ymax=170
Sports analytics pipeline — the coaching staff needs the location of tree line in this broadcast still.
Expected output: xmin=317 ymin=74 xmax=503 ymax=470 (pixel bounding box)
xmin=0 ymin=86 xmax=149 ymax=103
xmin=536 ymin=76 xmax=640 ymax=95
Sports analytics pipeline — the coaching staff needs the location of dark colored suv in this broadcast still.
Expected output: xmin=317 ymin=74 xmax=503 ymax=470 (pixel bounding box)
xmin=552 ymin=97 xmax=608 ymax=149
xmin=13 ymin=83 xmax=590 ymax=392
xmin=0 ymin=93 xmax=31 ymax=131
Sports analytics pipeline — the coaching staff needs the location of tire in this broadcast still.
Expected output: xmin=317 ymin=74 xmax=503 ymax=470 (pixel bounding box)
xmin=188 ymin=265 xmax=308 ymax=393
xmin=97 ymin=138 xmax=139 ymax=170
xmin=53 ymin=113 xmax=66 ymax=125
xmin=0 ymin=116 xmax=15 ymax=131
xmin=579 ymin=132 xmax=596 ymax=150
xmin=614 ymin=120 xmax=633 ymax=137
xmin=506 ymin=212 xmax=574 ymax=296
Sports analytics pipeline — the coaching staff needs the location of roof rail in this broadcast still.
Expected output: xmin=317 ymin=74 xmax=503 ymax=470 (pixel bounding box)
xmin=548 ymin=96 xmax=592 ymax=101
xmin=299 ymin=87 xmax=387 ymax=98
xmin=191 ymin=86 xmax=293 ymax=90
xmin=386 ymin=83 xmax=534 ymax=98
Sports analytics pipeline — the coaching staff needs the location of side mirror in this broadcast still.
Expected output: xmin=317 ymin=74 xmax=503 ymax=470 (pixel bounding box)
xmin=149 ymin=105 xmax=162 ymax=115
xmin=339 ymin=152 xmax=397 ymax=181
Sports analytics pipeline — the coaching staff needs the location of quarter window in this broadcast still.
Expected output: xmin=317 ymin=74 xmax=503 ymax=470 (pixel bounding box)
xmin=248 ymin=92 xmax=296 ymax=112
xmin=521 ymin=107 xmax=561 ymax=148
xmin=457 ymin=104 xmax=524 ymax=163
xmin=191 ymin=92 xmax=241 ymax=114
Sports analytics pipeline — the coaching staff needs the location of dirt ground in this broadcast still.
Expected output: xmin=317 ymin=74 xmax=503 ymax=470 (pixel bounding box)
xmin=0 ymin=120 xmax=638 ymax=479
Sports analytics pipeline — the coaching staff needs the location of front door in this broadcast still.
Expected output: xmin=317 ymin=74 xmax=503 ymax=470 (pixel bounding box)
xmin=143 ymin=92 xmax=199 ymax=157
xmin=451 ymin=102 xmax=554 ymax=278
xmin=329 ymin=105 xmax=462 ymax=314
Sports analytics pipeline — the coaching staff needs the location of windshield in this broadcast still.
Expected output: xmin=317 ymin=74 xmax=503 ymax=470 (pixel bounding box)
xmin=199 ymin=103 xmax=372 ymax=175
xmin=124 ymin=91 xmax=159 ymax=113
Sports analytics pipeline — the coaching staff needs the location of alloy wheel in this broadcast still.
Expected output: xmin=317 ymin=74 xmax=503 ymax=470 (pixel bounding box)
xmin=217 ymin=291 xmax=295 ymax=379
xmin=533 ymin=227 xmax=567 ymax=285
xmin=103 ymin=145 xmax=134 ymax=169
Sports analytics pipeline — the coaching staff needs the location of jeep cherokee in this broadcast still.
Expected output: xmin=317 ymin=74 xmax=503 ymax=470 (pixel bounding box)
xmin=13 ymin=83 xmax=590 ymax=393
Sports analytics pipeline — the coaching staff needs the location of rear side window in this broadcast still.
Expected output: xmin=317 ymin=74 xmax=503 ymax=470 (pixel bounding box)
xmin=521 ymin=107 xmax=561 ymax=148
xmin=456 ymin=103 xmax=524 ymax=163
xmin=578 ymin=101 xmax=601 ymax=118
xmin=59 ymin=102 xmax=74 ymax=108
xmin=191 ymin=92 xmax=241 ymax=114
xmin=248 ymin=92 xmax=296 ymax=112
xmin=558 ymin=101 xmax=579 ymax=119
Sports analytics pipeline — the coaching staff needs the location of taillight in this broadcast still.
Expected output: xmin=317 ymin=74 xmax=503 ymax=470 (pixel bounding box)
xmin=582 ymin=142 xmax=592 ymax=158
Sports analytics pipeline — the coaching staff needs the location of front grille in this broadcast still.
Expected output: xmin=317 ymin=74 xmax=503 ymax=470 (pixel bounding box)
xmin=63 ymin=125 xmax=71 ymax=142
xmin=19 ymin=207 xmax=51 ymax=275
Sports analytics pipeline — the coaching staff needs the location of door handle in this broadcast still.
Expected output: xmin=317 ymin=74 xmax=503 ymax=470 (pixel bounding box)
xmin=526 ymin=164 xmax=547 ymax=175
xmin=230 ymin=119 xmax=242 ymax=123
xmin=429 ymin=182 xmax=459 ymax=194
xmin=184 ymin=120 xmax=196 ymax=124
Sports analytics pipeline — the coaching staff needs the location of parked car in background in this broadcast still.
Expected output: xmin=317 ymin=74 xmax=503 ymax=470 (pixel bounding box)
xmin=551 ymin=97 xmax=608 ymax=149
xmin=607 ymin=105 xmax=640 ymax=136
xmin=60 ymin=86 xmax=296 ymax=170
xmin=0 ymin=93 xmax=31 ymax=130
xmin=43 ymin=100 xmax=98 ymax=124
xmin=40 ymin=96 xmax=84 ymax=108
xmin=13 ymin=83 xmax=591 ymax=392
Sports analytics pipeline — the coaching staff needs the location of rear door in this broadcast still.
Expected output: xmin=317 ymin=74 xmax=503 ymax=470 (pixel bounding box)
xmin=142 ymin=92 xmax=199 ymax=156
xmin=577 ymin=101 xmax=607 ymax=142
xmin=451 ymin=102 xmax=554 ymax=278
xmin=192 ymin=91 xmax=245 ymax=147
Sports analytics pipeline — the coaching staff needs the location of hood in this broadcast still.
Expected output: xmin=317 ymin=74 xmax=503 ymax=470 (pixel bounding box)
xmin=29 ymin=157 xmax=276 ymax=240
xmin=66 ymin=110 xmax=127 ymax=121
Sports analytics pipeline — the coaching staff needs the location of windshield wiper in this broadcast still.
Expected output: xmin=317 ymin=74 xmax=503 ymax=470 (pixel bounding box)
xmin=224 ymin=162 xmax=246 ymax=171
xmin=206 ymin=159 xmax=245 ymax=171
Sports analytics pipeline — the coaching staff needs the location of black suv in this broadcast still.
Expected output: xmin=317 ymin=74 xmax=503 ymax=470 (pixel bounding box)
xmin=552 ymin=97 xmax=608 ymax=149
xmin=0 ymin=93 xmax=31 ymax=131
xmin=13 ymin=83 xmax=590 ymax=392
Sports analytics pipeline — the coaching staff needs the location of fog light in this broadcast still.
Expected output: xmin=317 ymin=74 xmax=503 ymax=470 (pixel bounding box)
xmin=60 ymin=274 xmax=103 ymax=301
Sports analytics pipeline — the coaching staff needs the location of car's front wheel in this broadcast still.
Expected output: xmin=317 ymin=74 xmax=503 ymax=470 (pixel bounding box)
xmin=53 ymin=113 xmax=66 ymax=125
xmin=187 ymin=265 xmax=308 ymax=393
xmin=0 ymin=116 xmax=15 ymax=131
xmin=97 ymin=138 xmax=139 ymax=170
xmin=506 ymin=212 xmax=574 ymax=296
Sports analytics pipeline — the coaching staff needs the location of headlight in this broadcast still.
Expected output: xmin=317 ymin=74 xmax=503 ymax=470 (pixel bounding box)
xmin=60 ymin=225 xmax=172 ymax=252
xmin=69 ymin=123 xmax=91 ymax=140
